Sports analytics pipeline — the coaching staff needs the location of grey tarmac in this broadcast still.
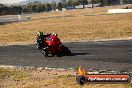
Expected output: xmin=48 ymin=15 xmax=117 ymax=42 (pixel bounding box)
xmin=0 ymin=39 xmax=132 ymax=72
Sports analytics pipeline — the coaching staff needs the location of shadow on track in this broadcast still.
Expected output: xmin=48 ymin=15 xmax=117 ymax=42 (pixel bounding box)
xmin=70 ymin=52 xmax=89 ymax=56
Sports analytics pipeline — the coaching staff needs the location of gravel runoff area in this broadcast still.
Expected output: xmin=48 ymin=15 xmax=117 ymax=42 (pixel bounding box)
xmin=0 ymin=65 xmax=132 ymax=88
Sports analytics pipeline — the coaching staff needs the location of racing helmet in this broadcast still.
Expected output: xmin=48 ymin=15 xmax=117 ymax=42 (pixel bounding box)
xmin=52 ymin=33 xmax=58 ymax=36
xmin=37 ymin=31 xmax=43 ymax=36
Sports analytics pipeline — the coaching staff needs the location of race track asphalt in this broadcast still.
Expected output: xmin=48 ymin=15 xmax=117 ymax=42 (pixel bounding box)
xmin=0 ymin=40 xmax=132 ymax=72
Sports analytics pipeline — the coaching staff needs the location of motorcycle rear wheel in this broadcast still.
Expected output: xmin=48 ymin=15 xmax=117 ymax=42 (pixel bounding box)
xmin=61 ymin=45 xmax=71 ymax=56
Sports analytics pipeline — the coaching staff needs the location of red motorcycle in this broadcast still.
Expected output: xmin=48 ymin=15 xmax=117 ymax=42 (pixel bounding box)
xmin=36 ymin=34 xmax=71 ymax=57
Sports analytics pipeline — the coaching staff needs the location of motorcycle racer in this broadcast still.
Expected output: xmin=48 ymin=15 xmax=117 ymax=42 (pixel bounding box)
xmin=36 ymin=31 xmax=57 ymax=50
xmin=36 ymin=31 xmax=71 ymax=57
